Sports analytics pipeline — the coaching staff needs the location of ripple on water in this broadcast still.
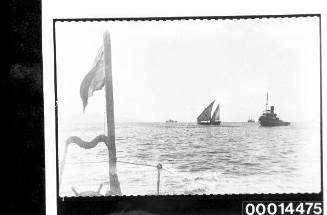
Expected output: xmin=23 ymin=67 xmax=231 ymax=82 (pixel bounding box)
xmin=59 ymin=122 xmax=320 ymax=196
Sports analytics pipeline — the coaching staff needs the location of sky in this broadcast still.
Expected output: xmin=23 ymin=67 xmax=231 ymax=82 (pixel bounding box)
xmin=55 ymin=17 xmax=320 ymax=124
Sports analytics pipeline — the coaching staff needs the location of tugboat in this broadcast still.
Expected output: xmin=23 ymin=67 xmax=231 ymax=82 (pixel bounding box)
xmin=258 ymin=92 xmax=290 ymax=126
xmin=197 ymin=100 xmax=221 ymax=125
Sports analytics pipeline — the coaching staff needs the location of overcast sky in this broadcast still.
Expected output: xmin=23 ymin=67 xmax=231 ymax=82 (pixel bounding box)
xmin=55 ymin=17 xmax=320 ymax=123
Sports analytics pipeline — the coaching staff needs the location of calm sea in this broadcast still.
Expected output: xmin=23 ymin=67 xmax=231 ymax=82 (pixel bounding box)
xmin=58 ymin=122 xmax=320 ymax=196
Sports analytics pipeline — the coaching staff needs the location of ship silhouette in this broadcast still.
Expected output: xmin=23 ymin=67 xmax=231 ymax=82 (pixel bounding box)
xmin=165 ymin=119 xmax=177 ymax=123
xmin=197 ymin=100 xmax=221 ymax=125
xmin=258 ymin=92 xmax=290 ymax=126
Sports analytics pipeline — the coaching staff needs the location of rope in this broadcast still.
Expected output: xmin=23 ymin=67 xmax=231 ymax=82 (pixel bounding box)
xmin=59 ymin=143 xmax=69 ymax=189
xmin=115 ymin=159 xmax=208 ymax=188
xmin=59 ymin=135 xmax=109 ymax=190
xmin=60 ymin=137 xmax=207 ymax=194
xmin=116 ymin=160 xmax=158 ymax=168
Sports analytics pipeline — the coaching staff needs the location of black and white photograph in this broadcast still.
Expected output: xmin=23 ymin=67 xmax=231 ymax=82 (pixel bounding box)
xmin=54 ymin=17 xmax=321 ymax=197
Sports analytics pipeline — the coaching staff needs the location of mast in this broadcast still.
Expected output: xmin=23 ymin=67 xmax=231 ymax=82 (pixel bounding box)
xmin=266 ymin=92 xmax=268 ymax=111
xmin=103 ymin=31 xmax=121 ymax=195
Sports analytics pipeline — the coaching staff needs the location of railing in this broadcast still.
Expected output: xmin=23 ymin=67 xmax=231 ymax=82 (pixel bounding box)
xmin=59 ymin=135 xmax=165 ymax=196
xmin=59 ymin=135 xmax=206 ymax=197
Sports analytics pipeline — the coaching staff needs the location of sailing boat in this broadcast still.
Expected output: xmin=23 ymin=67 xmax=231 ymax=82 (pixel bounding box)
xmin=197 ymin=100 xmax=221 ymax=125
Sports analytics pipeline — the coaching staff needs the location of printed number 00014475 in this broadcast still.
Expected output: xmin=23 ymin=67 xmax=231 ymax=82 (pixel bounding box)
xmin=242 ymin=202 xmax=322 ymax=215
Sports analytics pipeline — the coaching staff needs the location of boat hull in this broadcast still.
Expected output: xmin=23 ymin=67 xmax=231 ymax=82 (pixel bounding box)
xmin=259 ymin=117 xmax=290 ymax=127
xmin=197 ymin=121 xmax=221 ymax=126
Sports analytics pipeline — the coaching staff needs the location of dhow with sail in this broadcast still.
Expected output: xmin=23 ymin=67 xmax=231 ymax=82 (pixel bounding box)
xmin=197 ymin=100 xmax=221 ymax=125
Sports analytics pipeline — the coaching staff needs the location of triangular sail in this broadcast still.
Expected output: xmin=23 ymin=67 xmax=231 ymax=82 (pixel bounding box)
xmin=211 ymin=104 xmax=220 ymax=122
xmin=197 ymin=100 xmax=215 ymax=122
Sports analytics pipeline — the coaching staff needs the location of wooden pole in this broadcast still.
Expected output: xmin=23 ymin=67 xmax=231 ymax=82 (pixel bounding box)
xmin=156 ymin=163 xmax=162 ymax=195
xmin=103 ymin=31 xmax=122 ymax=195
xmin=157 ymin=169 xmax=160 ymax=195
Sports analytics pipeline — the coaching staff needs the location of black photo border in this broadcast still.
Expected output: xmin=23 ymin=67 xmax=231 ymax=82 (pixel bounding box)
xmin=53 ymin=14 xmax=323 ymax=215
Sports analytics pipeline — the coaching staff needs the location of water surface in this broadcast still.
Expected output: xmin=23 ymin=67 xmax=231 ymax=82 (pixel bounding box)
xmin=58 ymin=122 xmax=320 ymax=196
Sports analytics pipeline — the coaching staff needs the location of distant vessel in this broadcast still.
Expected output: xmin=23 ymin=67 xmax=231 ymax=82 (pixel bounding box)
xmin=165 ymin=119 xmax=177 ymax=123
xmin=247 ymin=118 xmax=255 ymax=123
xmin=258 ymin=92 xmax=290 ymax=126
xmin=197 ymin=100 xmax=221 ymax=125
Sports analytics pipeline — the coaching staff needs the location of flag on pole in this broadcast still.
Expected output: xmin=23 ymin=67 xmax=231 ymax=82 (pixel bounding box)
xmin=80 ymin=46 xmax=105 ymax=111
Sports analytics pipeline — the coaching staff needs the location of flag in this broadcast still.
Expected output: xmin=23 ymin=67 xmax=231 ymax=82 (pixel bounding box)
xmin=80 ymin=46 xmax=105 ymax=111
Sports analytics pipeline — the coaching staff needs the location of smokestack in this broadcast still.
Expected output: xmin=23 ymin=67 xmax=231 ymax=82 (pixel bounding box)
xmin=270 ymin=106 xmax=274 ymax=114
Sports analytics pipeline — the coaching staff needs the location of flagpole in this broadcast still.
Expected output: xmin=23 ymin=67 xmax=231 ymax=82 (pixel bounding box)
xmin=103 ymin=31 xmax=121 ymax=195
